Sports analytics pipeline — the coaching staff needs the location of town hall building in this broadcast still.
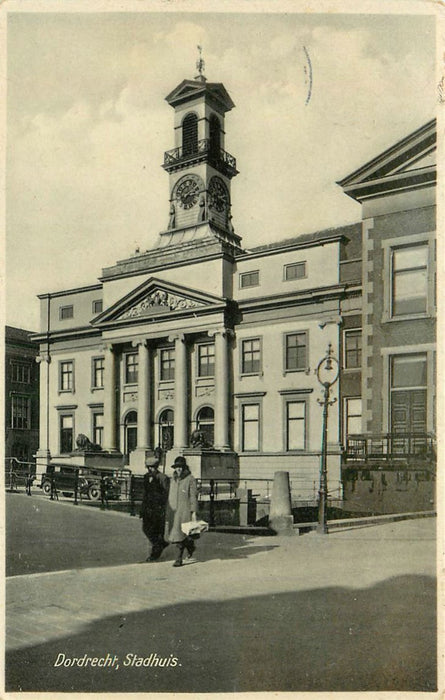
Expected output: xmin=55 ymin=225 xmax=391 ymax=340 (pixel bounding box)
xmin=33 ymin=66 xmax=436 ymax=507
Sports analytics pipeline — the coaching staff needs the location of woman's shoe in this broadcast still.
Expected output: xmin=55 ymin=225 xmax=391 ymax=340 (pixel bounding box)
xmin=173 ymin=559 xmax=183 ymax=567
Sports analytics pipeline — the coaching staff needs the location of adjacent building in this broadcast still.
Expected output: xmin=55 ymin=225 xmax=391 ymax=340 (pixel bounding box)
xmin=5 ymin=326 xmax=40 ymax=463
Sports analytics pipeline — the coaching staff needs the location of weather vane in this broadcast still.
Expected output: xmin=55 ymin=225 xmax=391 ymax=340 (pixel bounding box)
xmin=196 ymin=45 xmax=206 ymax=80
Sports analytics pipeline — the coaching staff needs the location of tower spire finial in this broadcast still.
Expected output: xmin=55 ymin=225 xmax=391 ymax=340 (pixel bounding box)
xmin=195 ymin=45 xmax=206 ymax=82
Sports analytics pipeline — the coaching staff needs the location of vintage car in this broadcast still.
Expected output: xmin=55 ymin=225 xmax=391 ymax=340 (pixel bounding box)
xmin=40 ymin=465 xmax=122 ymax=501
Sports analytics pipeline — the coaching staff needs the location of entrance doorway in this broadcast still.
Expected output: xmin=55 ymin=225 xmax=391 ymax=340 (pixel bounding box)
xmin=159 ymin=409 xmax=174 ymax=452
xmin=390 ymin=354 xmax=427 ymax=454
xmin=124 ymin=410 xmax=138 ymax=464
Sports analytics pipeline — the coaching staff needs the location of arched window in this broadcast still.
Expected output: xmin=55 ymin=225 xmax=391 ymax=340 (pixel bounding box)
xmin=159 ymin=409 xmax=174 ymax=451
xmin=196 ymin=406 xmax=214 ymax=446
xmin=182 ymin=113 xmax=198 ymax=156
xmin=209 ymin=114 xmax=221 ymax=158
xmin=124 ymin=411 xmax=137 ymax=462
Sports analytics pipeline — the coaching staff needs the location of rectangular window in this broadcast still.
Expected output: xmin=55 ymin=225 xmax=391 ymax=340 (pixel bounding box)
xmin=286 ymin=401 xmax=306 ymax=450
xmin=92 ymin=357 xmax=104 ymax=388
xmin=242 ymin=338 xmax=261 ymax=374
xmin=11 ymin=362 xmax=31 ymax=384
xmin=198 ymin=344 xmax=215 ymax=377
xmin=11 ymin=395 xmax=31 ymax=429
xmin=392 ymin=244 xmax=428 ymax=316
xmin=125 ymin=353 xmax=138 ymax=384
xmin=59 ymin=361 xmax=74 ymax=392
xmin=285 ymin=332 xmax=307 ymax=371
xmin=59 ymin=305 xmax=74 ymax=320
xmin=240 ymin=270 xmax=259 ymax=289
xmin=93 ymin=413 xmax=104 ymax=447
xmin=344 ymin=397 xmax=362 ymax=439
xmin=242 ymin=403 xmax=260 ymax=451
xmin=344 ymin=329 xmax=362 ymax=369
xmin=284 ymin=262 xmax=306 ymax=281
xmin=160 ymin=348 xmax=175 ymax=381
xmin=391 ymin=354 xmax=427 ymax=389
xmin=92 ymin=299 xmax=103 ymax=314
xmin=60 ymin=414 xmax=74 ymax=453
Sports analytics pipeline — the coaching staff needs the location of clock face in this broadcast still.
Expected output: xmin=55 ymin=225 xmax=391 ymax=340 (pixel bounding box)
xmin=209 ymin=177 xmax=229 ymax=213
xmin=175 ymin=177 xmax=201 ymax=209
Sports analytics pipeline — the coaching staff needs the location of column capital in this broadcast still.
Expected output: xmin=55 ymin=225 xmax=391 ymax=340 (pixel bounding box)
xmin=131 ymin=337 xmax=149 ymax=349
xmin=208 ymin=327 xmax=235 ymax=340
xmin=168 ymin=333 xmax=186 ymax=343
xmin=36 ymin=354 xmax=51 ymax=364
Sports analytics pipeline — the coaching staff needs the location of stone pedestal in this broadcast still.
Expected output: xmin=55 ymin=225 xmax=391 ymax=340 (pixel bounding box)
xmin=181 ymin=449 xmax=239 ymax=481
xmin=52 ymin=451 xmax=124 ymax=470
xmin=269 ymin=471 xmax=294 ymax=535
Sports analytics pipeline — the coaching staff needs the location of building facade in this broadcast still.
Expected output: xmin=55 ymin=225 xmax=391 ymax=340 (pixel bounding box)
xmin=339 ymin=120 xmax=436 ymax=513
xmin=5 ymin=326 xmax=40 ymax=463
xmin=33 ymin=70 xmax=436 ymax=509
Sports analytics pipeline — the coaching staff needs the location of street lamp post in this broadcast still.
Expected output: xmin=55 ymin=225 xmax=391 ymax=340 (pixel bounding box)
xmin=316 ymin=343 xmax=339 ymax=535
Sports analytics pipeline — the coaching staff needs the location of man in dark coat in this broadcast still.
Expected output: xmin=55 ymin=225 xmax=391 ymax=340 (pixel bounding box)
xmin=139 ymin=456 xmax=170 ymax=562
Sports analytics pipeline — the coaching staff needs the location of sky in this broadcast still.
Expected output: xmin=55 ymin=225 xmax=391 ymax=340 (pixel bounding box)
xmin=5 ymin=8 xmax=437 ymax=331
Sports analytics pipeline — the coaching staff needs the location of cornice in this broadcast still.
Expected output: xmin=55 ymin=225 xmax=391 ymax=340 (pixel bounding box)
xmin=236 ymin=284 xmax=350 ymax=313
xmin=37 ymin=283 xmax=102 ymax=299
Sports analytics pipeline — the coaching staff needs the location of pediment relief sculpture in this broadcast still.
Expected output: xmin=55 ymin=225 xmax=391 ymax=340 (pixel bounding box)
xmin=118 ymin=289 xmax=206 ymax=320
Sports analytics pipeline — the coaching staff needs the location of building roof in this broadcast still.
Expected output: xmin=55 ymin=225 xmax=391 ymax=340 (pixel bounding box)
xmin=240 ymin=222 xmax=361 ymax=258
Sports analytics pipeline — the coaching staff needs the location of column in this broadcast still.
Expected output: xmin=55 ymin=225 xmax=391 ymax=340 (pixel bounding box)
xmin=35 ymin=353 xmax=51 ymax=464
xmin=103 ymin=343 xmax=118 ymax=451
xmin=133 ymin=339 xmax=151 ymax=450
xmin=213 ymin=328 xmax=232 ymax=450
xmin=170 ymin=333 xmax=188 ymax=448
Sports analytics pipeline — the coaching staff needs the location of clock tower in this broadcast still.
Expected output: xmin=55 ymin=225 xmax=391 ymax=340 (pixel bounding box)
xmin=161 ymin=56 xmax=242 ymax=250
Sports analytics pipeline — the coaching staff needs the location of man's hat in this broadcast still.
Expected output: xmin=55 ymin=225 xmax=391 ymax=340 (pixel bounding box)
xmin=145 ymin=456 xmax=159 ymax=468
xmin=171 ymin=456 xmax=187 ymax=469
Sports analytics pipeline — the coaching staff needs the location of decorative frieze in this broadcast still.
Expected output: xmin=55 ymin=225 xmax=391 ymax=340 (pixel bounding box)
xmin=123 ymin=391 xmax=138 ymax=403
xmin=119 ymin=290 xmax=205 ymax=320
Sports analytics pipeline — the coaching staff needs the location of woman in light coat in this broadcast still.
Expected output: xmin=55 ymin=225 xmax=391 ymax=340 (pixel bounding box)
xmin=166 ymin=456 xmax=198 ymax=567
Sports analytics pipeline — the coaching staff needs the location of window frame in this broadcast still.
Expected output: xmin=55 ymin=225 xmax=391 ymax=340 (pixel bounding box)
xmin=92 ymin=299 xmax=103 ymax=314
xmin=124 ymin=352 xmax=139 ymax=385
xmin=197 ymin=342 xmax=215 ymax=378
xmin=284 ymin=398 xmax=307 ymax=452
xmin=59 ymin=304 xmax=74 ymax=321
xmin=239 ymin=270 xmax=260 ymax=289
xmin=11 ymin=394 xmax=31 ymax=430
xmin=343 ymin=396 xmax=362 ymax=443
xmin=343 ymin=329 xmax=362 ymax=370
xmin=241 ymin=337 xmax=262 ymax=376
xmin=91 ymin=356 xmax=104 ymax=390
xmin=283 ymin=261 xmax=307 ymax=282
xmin=10 ymin=361 xmax=31 ymax=384
xmin=59 ymin=412 xmax=75 ymax=454
xmin=283 ymin=330 xmax=308 ymax=373
xmin=382 ymin=232 xmax=435 ymax=322
xmin=240 ymin=401 xmax=261 ymax=452
xmin=91 ymin=410 xmax=104 ymax=447
xmin=59 ymin=360 xmax=75 ymax=393
xmin=160 ymin=347 xmax=175 ymax=382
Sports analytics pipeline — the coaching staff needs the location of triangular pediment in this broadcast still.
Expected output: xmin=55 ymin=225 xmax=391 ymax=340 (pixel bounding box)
xmin=165 ymin=80 xmax=235 ymax=112
xmin=92 ymin=277 xmax=226 ymax=327
xmin=338 ymin=119 xmax=436 ymax=201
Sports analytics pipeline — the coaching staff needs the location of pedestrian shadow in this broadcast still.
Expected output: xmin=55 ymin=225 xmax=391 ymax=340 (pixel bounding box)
xmin=157 ymin=534 xmax=279 ymax=565
xmin=5 ymin=574 xmax=437 ymax=693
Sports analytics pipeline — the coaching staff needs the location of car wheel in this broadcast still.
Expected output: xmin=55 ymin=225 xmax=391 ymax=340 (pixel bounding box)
xmin=42 ymin=480 xmax=52 ymax=496
xmin=88 ymin=484 xmax=100 ymax=501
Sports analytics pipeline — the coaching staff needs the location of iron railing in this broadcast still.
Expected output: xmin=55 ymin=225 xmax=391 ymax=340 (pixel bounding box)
xmin=163 ymin=139 xmax=237 ymax=173
xmin=343 ymin=433 xmax=436 ymax=464
xmin=5 ymin=458 xmax=36 ymax=492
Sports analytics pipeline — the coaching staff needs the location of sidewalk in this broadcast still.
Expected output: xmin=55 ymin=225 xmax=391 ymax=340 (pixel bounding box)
xmin=5 ymin=500 xmax=437 ymax=693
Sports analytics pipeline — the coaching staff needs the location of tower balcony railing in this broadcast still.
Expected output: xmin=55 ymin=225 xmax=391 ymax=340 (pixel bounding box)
xmin=163 ymin=138 xmax=237 ymax=174
xmin=343 ymin=432 xmax=436 ymax=466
